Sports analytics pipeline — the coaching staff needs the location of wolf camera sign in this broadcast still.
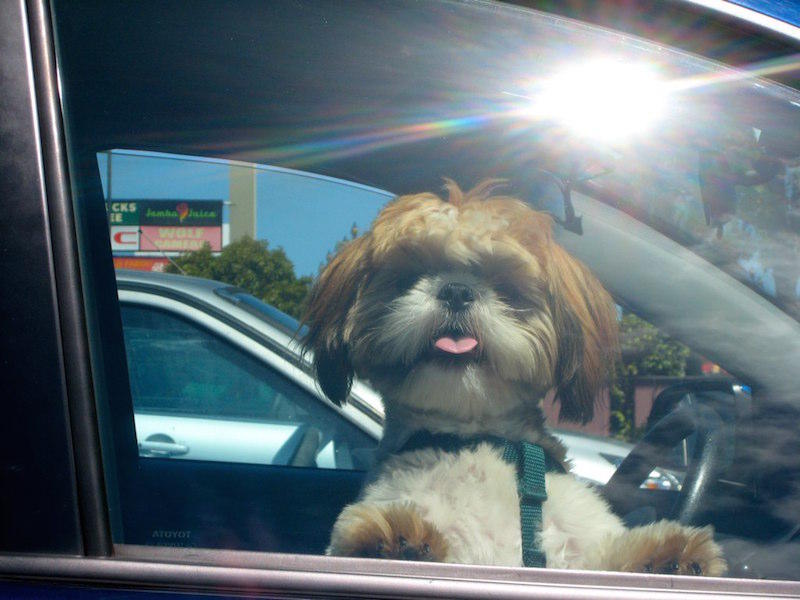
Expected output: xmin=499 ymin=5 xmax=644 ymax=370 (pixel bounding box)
xmin=108 ymin=200 xmax=223 ymax=252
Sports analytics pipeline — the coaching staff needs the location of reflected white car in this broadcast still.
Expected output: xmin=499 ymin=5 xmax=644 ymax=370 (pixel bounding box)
xmin=557 ymin=430 xmax=683 ymax=490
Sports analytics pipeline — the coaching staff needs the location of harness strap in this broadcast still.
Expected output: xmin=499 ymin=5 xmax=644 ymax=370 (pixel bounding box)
xmin=501 ymin=441 xmax=547 ymax=568
xmin=399 ymin=431 xmax=551 ymax=568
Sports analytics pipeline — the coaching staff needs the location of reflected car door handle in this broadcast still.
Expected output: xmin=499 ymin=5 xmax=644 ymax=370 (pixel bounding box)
xmin=139 ymin=439 xmax=190 ymax=457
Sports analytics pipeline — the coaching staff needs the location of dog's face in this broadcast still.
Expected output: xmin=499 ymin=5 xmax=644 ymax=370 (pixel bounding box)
xmin=304 ymin=181 xmax=617 ymax=424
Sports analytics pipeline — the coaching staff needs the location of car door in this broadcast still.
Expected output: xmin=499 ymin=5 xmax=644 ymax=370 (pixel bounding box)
xmin=4 ymin=0 xmax=800 ymax=598
xmin=111 ymin=285 xmax=378 ymax=553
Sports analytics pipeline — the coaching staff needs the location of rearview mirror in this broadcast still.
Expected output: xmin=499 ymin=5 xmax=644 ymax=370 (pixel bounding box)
xmin=526 ymin=169 xmax=583 ymax=235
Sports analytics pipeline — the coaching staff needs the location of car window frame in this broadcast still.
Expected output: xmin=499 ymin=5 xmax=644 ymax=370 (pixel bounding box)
xmin=3 ymin=0 xmax=800 ymax=598
xmin=0 ymin=0 xmax=128 ymax=557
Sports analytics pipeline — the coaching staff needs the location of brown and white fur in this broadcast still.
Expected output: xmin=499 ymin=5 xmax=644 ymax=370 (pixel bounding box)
xmin=303 ymin=180 xmax=725 ymax=575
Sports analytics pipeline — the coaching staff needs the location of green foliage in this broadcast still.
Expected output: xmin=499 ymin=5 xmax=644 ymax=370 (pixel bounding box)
xmin=165 ymin=237 xmax=312 ymax=319
xmin=618 ymin=313 xmax=691 ymax=376
xmin=736 ymin=181 xmax=786 ymax=232
xmin=609 ymin=313 xmax=691 ymax=442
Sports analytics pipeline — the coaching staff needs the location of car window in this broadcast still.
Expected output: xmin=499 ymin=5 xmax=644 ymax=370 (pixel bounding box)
xmin=121 ymin=302 xmax=376 ymax=470
xmin=52 ymin=0 xmax=800 ymax=586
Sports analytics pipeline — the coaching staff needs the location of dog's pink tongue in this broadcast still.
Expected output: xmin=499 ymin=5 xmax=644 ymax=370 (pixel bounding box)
xmin=434 ymin=336 xmax=478 ymax=354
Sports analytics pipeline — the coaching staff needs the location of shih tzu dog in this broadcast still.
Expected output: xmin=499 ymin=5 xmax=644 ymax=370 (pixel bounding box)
xmin=303 ymin=180 xmax=725 ymax=575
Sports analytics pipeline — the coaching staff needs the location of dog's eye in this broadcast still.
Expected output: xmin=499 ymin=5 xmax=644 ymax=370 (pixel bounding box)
xmin=495 ymin=281 xmax=545 ymax=312
xmin=392 ymin=273 xmax=419 ymax=292
xmin=494 ymin=282 xmax=523 ymax=304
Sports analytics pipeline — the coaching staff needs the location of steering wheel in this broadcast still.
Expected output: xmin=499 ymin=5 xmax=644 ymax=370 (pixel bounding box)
xmin=602 ymin=401 xmax=729 ymax=525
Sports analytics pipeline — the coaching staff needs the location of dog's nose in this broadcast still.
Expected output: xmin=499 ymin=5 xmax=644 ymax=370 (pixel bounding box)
xmin=437 ymin=282 xmax=475 ymax=312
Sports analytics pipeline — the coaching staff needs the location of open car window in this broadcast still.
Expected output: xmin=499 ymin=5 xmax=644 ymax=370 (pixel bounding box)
xmin=52 ymin=0 xmax=800 ymax=587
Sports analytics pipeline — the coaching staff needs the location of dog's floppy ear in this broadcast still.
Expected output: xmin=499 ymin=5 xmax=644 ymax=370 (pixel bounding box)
xmin=547 ymin=243 xmax=618 ymax=423
xmin=302 ymin=234 xmax=372 ymax=405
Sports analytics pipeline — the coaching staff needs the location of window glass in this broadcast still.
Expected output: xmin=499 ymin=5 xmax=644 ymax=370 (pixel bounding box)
xmin=101 ymin=149 xmax=391 ymax=282
xmin=546 ymin=307 xmax=727 ymax=491
xmin=53 ymin=0 xmax=800 ymax=583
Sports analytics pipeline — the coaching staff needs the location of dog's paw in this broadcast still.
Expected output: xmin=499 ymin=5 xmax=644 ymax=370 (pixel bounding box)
xmin=327 ymin=502 xmax=448 ymax=561
xmin=607 ymin=520 xmax=727 ymax=576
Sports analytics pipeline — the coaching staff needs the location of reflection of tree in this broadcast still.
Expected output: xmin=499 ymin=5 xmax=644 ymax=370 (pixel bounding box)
xmin=165 ymin=237 xmax=312 ymax=319
xmin=698 ymin=130 xmax=783 ymax=238
xmin=598 ymin=125 xmax=800 ymax=322
xmin=736 ymin=178 xmax=786 ymax=234
xmin=610 ymin=313 xmax=691 ymax=442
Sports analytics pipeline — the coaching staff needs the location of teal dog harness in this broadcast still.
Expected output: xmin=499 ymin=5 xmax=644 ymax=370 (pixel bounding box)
xmin=400 ymin=431 xmax=556 ymax=568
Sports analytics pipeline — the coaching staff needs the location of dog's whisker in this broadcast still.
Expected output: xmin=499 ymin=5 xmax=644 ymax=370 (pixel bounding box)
xmin=503 ymin=306 xmax=537 ymax=313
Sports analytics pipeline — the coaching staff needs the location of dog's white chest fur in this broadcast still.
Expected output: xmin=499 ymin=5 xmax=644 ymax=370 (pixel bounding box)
xmin=360 ymin=444 xmax=625 ymax=568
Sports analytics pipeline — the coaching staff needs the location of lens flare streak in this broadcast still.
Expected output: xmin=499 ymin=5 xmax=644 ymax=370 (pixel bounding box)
xmin=250 ymin=54 xmax=800 ymax=166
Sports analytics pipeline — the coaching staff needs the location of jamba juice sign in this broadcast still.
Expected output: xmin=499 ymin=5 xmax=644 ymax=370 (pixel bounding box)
xmin=139 ymin=200 xmax=221 ymax=227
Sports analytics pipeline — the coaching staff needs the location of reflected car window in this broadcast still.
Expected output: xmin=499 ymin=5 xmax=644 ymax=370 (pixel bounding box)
xmin=121 ymin=303 xmax=376 ymax=469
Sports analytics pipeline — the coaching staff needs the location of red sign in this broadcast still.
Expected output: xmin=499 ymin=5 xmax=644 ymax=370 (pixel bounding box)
xmin=113 ymin=257 xmax=170 ymax=272
xmin=110 ymin=226 xmax=140 ymax=251
xmin=138 ymin=226 xmax=222 ymax=252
